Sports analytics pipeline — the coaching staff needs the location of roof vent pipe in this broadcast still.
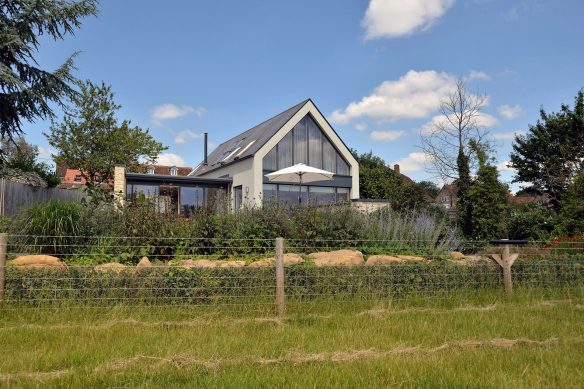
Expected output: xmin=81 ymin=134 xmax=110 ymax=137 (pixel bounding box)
xmin=204 ymin=132 xmax=208 ymax=166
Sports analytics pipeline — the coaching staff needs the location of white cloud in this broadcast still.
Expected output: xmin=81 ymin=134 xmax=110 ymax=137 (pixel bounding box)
xmin=391 ymin=152 xmax=428 ymax=173
xmin=156 ymin=153 xmax=186 ymax=166
xmin=498 ymin=104 xmax=524 ymax=120
xmin=331 ymin=70 xmax=458 ymax=124
xmin=37 ymin=146 xmax=55 ymax=161
xmin=465 ymin=70 xmax=489 ymax=81
xmin=496 ymin=161 xmax=515 ymax=172
xmin=174 ymin=130 xmax=204 ymax=145
xmin=491 ymin=130 xmax=525 ymax=141
xmin=355 ymin=122 xmax=368 ymax=131
xmin=370 ymin=130 xmax=405 ymax=142
xmin=151 ymin=104 xmax=206 ymax=123
xmin=418 ymin=112 xmax=500 ymax=135
xmin=362 ymin=0 xmax=454 ymax=39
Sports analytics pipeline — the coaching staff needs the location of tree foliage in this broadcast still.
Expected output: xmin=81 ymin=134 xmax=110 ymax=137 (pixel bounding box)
xmin=556 ymin=170 xmax=584 ymax=235
xmin=46 ymin=81 xmax=167 ymax=189
xmin=1 ymin=136 xmax=60 ymax=186
xmin=510 ymin=90 xmax=584 ymax=211
xmin=466 ymin=141 xmax=509 ymax=240
xmin=352 ymin=150 xmax=425 ymax=210
xmin=0 ymin=0 xmax=98 ymax=150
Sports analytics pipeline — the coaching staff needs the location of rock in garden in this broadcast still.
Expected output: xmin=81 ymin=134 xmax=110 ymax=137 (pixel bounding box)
xmin=11 ymin=255 xmax=65 ymax=268
xmin=137 ymin=256 xmax=152 ymax=267
xmin=180 ymin=259 xmax=245 ymax=268
xmin=395 ymin=255 xmax=426 ymax=262
xmin=94 ymin=263 xmax=127 ymax=273
xmin=249 ymin=253 xmax=304 ymax=267
xmin=450 ymin=251 xmax=465 ymax=260
xmin=309 ymin=250 xmax=364 ymax=266
xmin=365 ymin=255 xmax=403 ymax=265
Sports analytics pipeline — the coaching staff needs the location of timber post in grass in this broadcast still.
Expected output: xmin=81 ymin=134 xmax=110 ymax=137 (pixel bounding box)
xmin=0 ymin=233 xmax=6 ymax=304
xmin=489 ymin=239 xmax=528 ymax=294
xmin=275 ymin=237 xmax=285 ymax=315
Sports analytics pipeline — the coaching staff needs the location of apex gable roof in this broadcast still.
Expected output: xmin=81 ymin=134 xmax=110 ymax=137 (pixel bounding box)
xmin=193 ymin=99 xmax=310 ymax=176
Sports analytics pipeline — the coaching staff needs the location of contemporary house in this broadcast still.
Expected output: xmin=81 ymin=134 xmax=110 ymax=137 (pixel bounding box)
xmin=114 ymin=99 xmax=360 ymax=214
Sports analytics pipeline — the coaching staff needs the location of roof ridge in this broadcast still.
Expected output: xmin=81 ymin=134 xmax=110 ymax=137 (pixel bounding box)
xmin=213 ymin=98 xmax=310 ymax=149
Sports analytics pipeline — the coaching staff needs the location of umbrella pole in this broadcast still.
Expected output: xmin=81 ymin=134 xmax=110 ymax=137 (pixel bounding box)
xmin=298 ymin=173 xmax=302 ymax=204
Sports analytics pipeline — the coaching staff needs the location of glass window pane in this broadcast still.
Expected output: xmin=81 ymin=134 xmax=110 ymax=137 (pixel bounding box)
xmin=132 ymin=184 xmax=159 ymax=197
xmin=309 ymin=186 xmax=335 ymax=205
xmin=293 ymin=118 xmax=307 ymax=164
xmin=262 ymin=184 xmax=277 ymax=204
xmin=322 ymin=137 xmax=335 ymax=173
xmin=263 ymin=146 xmax=277 ymax=171
xmin=277 ymin=131 xmax=293 ymax=169
xmin=308 ymin=118 xmax=322 ymax=168
xmin=234 ymin=186 xmax=242 ymax=210
xmin=277 ymin=184 xmax=308 ymax=205
xmin=180 ymin=186 xmax=204 ymax=216
xmin=336 ymin=153 xmax=350 ymax=175
xmin=337 ymin=187 xmax=350 ymax=202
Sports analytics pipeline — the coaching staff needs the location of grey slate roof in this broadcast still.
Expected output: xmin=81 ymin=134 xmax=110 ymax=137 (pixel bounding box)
xmin=194 ymin=99 xmax=310 ymax=176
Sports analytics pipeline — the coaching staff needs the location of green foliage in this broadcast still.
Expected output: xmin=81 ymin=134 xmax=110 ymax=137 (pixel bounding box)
xmin=9 ymin=200 xmax=85 ymax=255
xmin=466 ymin=142 xmax=509 ymax=241
xmin=415 ymin=180 xmax=440 ymax=198
xmin=0 ymin=0 xmax=97 ymax=148
xmin=46 ymin=81 xmax=167 ymax=189
xmin=506 ymin=203 xmax=556 ymax=241
xmin=2 ymin=137 xmax=60 ymax=186
xmin=8 ymin=199 xmax=459 ymax=262
xmin=352 ymin=150 xmax=425 ymax=210
xmin=510 ymin=90 xmax=584 ymax=211
xmin=556 ymin=171 xmax=584 ymax=235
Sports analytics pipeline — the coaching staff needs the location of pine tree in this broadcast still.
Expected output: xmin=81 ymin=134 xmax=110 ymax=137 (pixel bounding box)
xmin=0 ymin=0 xmax=98 ymax=154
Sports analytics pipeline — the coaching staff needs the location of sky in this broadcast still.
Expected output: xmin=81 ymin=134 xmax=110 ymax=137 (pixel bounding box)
xmin=27 ymin=0 xmax=584 ymax=191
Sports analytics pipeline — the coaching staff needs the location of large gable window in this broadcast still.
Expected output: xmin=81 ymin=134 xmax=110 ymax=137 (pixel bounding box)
xmin=262 ymin=115 xmax=350 ymax=175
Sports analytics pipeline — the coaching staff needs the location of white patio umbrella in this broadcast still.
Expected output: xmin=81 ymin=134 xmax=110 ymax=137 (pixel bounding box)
xmin=265 ymin=163 xmax=334 ymax=204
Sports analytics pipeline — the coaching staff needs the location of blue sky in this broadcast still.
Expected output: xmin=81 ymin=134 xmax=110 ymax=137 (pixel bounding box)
xmin=27 ymin=0 xmax=584 ymax=190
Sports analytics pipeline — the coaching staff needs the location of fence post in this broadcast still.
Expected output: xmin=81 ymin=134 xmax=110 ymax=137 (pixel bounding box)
xmin=0 ymin=233 xmax=7 ymax=304
xmin=489 ymin=241 xmax=520 ymax=295
xmin=275 ymin=237 xmax=285 ymax=315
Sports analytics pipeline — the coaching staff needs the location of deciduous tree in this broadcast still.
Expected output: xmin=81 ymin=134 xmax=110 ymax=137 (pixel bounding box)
xmin=46 ymin=81 xmax=167 ymax=189
xmin=510 ymin=90 xmax=584 ymax=211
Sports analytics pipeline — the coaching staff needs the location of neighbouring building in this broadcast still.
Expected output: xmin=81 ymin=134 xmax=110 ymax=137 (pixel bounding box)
xmin=114 ymin=99 xmax=360 ymax=214
xmin=57 ymin=164 xmax=193 ymax=189
xmin=435 ymin=184 xmax=459 ymax=209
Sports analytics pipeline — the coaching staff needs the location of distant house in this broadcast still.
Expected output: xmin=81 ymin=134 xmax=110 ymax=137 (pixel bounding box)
xmin=508 ymin=193 xmax=550 ymax=206
xmin=435 ymin=184 xmax=459 ymax=209
xmin=57 ymin=164 xmax=192 ymax=189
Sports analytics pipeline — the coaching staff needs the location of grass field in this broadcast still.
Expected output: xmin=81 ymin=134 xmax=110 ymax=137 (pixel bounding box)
xmin=1 ymin=288 xmax=583 ymax=388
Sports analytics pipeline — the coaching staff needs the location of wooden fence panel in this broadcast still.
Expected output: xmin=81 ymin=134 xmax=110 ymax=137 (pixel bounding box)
xmin=0 ymin=179 xmax=86 ymax=217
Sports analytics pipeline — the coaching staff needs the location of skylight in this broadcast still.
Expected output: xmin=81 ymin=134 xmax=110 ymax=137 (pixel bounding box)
xmin=236 ymin=140 xmax=256 ymax=157
xmin=221 ymin=147 xmax=241 ymax=162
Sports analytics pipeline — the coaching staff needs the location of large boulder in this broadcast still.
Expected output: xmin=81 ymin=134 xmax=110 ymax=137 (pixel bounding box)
xmin=365 ymin=255 xmax=403 ymax=265
xmin=11 ymin=255 xmax=65 ymax=268
xmin=137 ymin=256 xmax=152 ymax=268
xmin=249 ymin=253 xmax=304 ymax=268
xmin=180 ymin=259 xmax=245 ymax=268
xmin=309 ymin=250 xmax=364 ymax=267
xmin=94 ymin=262 xmax=127 ymax=273
xmin=450 ymin=251 xmax=465 ymax=260
xmin=395 ymin=255 xmax=426 ymax=262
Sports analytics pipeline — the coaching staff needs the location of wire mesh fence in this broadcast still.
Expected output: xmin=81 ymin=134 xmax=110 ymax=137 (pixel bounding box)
xmin=1 ymin=234 xmax=583 ymax=311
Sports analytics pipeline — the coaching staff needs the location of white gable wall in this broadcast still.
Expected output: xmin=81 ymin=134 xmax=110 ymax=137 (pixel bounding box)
xmin=253 ymin=100 xmax=359 ymax=206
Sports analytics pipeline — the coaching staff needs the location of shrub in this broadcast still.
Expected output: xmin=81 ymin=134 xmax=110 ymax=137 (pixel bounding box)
xmin=9 ymin=200 xmax=86 ymax=255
